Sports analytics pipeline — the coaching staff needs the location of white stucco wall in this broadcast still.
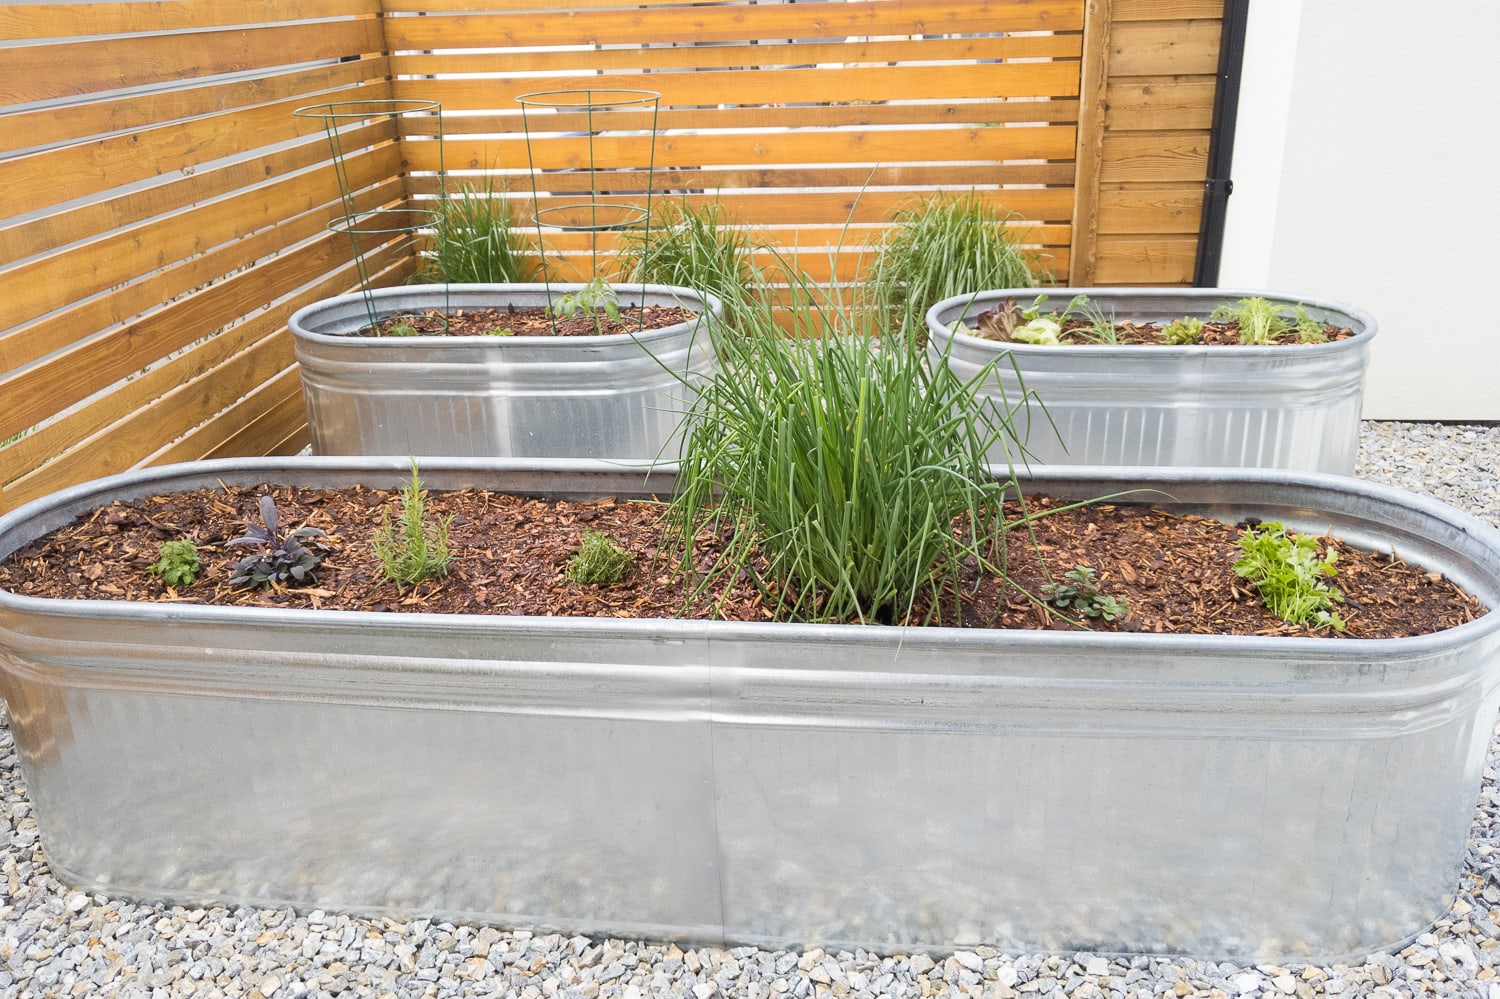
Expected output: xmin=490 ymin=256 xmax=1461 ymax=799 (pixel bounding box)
xmin=1219 ymin=1 xmax=1500 ymax=419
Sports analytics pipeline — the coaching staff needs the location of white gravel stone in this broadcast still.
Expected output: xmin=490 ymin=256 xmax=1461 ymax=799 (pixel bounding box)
xmin=2 ymin=422 xmax=1500 ymax=998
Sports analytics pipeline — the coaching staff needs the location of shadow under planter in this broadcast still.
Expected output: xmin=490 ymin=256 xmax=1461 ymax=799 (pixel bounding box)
xmin=1 ymin=458 xmax=1498 ymax=963
xmin=926 ymin=288 xmax=1377 ymax=473
xmin=290 ymin=284 xmax=722 ymax=461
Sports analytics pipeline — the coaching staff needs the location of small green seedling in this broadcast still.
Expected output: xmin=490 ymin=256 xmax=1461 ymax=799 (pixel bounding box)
xmin=1234 ymin=521 xmax=1345 ymax=631
xmin=977 ymin=293 xmax=1091 ymax=345
xmin=1070 ymin=296 xmax=1119 ymax=344
xmin=1040 ymin=564 xmax=1129 ymax=622
xmin=1162 ymin=316 xmax=1204 ymax=345
xmin=147 ymin=539 xmax=201 ymax=587
xmin=386 ymin=321 xmax=420 ymax=337
xmin=549 ymin=278 xmax=621 ymax=332
xmin=227 ymin=495 xmax=328 ymax=588
xmin=483 ymin=327 xmax=515 ymax=337
xmin=1292 ymin=304 xmax=1330 ymax=343
xmin=564 ymin=529 xmax=634 ymax=586
xmin=371 ymin=461 xmax=452 ymax=587
xmin=1211 ymin=297 xmax=1292 ymax=345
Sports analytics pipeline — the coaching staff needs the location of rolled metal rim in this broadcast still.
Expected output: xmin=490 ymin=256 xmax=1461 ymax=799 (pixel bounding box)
xmin=287 ymin=283 xmax=722 ymax=346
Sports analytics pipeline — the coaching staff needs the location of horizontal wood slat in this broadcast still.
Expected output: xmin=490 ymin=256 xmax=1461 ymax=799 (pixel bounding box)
xmin=1108 ymin=18 xmax=1221 ymax=76
xmin=0 ymin=180 xmax=405 ymax=441
xmin=3 ymin=152 xmax=397 ymax=344
xmin=394 ymin=32 xmax=1081 ymax=78
xmin=0 ymin=116 xmax=395 ymax=266
xmin=0 ymin=60 xmax=380 ymax=158
xmin=0 ymin=1 xmax=381 ymax=40
xmin=382 ymin=0 xmax=1083 ymax=49
xmin=1 ymin=20 xmax=385 ymax=105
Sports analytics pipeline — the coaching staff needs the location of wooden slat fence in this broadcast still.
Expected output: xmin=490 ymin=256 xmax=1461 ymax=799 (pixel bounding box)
xmin=0 ymin=0 xmax=403 ymax=512
xmin=386 ymin=0 xmax=1084 ymax=283
xmin=0 ymin=0 xmax=1225 ymax=513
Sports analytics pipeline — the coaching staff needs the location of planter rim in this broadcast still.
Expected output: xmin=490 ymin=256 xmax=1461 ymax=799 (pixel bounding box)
xmin=4 ymin=456 xmax=1495 ymax=663
xmin=287 ymin=282 xmax=722 ymax=347
xmin=926 ymin=286 xmax=1378 ymax=357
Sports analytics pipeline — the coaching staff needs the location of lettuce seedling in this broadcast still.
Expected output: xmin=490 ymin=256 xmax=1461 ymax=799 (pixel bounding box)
xmin=1162 ymin=316 xmax=1203 ymax=345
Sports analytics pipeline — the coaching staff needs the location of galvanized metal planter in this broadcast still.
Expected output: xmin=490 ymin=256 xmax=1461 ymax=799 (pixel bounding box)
xmin=926 ymin=289 xmax=1377 ymax=473
xmin=289 ymin=284 xmax=722 ymax=461
xmin=2 ymin=457 xmax=1499 ymax=964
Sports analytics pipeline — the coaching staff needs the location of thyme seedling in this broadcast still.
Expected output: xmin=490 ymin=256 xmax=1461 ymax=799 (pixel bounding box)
xmin=147 ymin=539 xmax=201 ymax=587
xmin=564 ymin=529 xmax=634 ymax=586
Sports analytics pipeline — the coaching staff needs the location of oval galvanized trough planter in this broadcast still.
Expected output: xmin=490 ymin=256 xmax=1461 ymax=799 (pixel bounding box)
xmin=289 ymin=283 xmax=722 ymax=461
xmin=925 ymin=288 xmax=1377 ymax=473
xmin=2 ymin=457 xmax=1498 ymax=964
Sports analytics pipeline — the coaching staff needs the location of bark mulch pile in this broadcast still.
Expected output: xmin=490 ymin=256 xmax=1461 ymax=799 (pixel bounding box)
xmin=0 ymin=483 xmax=1483 ymax=639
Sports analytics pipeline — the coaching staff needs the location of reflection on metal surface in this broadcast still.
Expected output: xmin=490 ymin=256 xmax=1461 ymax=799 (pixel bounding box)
xmin=1 ymin=458 xmax=1498 ymax=963
xmin=291 ymin=285 xmax=722 ymax=461
xmin=926 ymin=288 xmax=1376 ymax=474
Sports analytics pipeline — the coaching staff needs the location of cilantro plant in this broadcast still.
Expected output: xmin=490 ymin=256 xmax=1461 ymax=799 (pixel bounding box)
xmin=1234 ymin=521 xmax=1346 ymax=631
xmin=371 ymin=462 xmax=452 ymax=587
xmin=564 ymin=529 xmax=634 ymax=586
xmin=227 ymin=495 xmax=328 ymax=588
xmin=1040 ymin=564 xmax=1129 ymax=622
xmin=147 ymin=539 xmax=201 ymax=587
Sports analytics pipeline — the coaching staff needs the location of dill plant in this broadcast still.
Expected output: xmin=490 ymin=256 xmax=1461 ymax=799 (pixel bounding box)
xmin=371 ymin=462 xmax=453 ymax=587
xmin=862 ymin=191 xmax=1040 ymax=338
xmin=667 ymin=256 xmax=1037 ymax=625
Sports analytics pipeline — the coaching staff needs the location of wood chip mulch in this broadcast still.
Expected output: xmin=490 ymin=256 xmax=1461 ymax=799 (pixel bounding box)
xmin=0 ymin=484 xmax=1484 ymax=640
xmin=974 ymin=315 xmax=1359 ymax=347
xmin=360 ymin=305 xmax=698 ymax=338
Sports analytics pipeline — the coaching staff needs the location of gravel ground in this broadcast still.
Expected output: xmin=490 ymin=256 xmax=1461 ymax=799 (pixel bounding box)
xmin=2 ymin=421 xmax=1499 ymax=999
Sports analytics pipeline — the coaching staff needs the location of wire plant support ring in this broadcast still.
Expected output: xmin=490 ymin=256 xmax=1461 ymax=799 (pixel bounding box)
xmin=516 ymin=89 xmax=662 ymax=333
xmin=294 ymin=99 xmax=448 ymax=334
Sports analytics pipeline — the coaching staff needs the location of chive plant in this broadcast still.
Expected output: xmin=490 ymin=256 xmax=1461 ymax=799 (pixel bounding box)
xmin=617 ymin=198 xmax=766 ymax=324
xmin=667 ymin=257 xmax=1040 ymax=625
xmin=420 ymin=180 xmax=540 ymax=284
xmin=862 ymin=191 xmax=1041 ymax=338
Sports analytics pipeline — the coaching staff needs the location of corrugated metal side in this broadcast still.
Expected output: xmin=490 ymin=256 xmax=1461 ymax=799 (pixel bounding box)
xmin=927 ymin=288 xmax=1377 ymax=473
xmin=291 ymin=285 xmax=720 ymax=460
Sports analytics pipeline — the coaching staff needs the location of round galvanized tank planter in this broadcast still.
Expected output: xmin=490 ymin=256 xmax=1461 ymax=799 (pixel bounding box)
xmin=926 ymin=288 xmax=1377 ymax=473
xmin=289 ymin=284 xmax=722 ymax=461
xmin=2 ymin=457 xmax=1499 ymax=964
